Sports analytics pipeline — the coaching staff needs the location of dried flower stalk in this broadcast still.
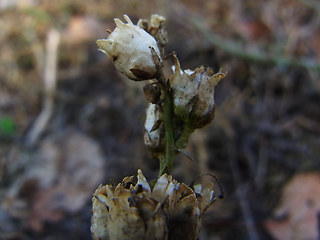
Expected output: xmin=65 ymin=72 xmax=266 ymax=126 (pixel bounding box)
xmin=92 ymin=14 xmax=225 ymax=240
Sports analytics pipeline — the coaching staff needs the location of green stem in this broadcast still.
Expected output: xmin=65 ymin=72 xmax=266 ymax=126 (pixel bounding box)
xmin=175 ymin=122 xmax=195 ymax=150
xmin=151 ymin=47 xmax=176 ymax=177
xmin=159 ymin=85 xmax=175 ymax=177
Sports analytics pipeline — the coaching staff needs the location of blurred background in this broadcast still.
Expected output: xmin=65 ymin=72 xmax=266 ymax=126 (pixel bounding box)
xmin=0 ymin=0 xmax=320 ymax=239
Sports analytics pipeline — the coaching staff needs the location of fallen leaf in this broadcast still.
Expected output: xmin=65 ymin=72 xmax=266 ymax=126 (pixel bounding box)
xmin=264 ymin=172 xmax=320 ymax=240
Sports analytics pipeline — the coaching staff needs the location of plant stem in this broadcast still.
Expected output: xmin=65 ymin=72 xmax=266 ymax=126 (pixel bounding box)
xmin=158 ymin=82 xmax=175 ymax=177
xmin=175 ymin=122 xmax=194 ymax=149
xmin=163 ymin=86 xmax=175 ymax=174
xmin=151 ymin=47 xmax=176 ymax=177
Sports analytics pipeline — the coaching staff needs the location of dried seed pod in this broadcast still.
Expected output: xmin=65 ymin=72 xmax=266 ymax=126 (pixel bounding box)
xmin=91 ymin=185 xmax=146 ymax=240
xmin=91 ymin=170 xmax=219 ymax=240
xmin=137 ymin=14 xmax=168 ymax=47
xmin=97 ymin=15 xmax=162 ymax=81
xmin=170 ymin=54 xmax=225 ymax=128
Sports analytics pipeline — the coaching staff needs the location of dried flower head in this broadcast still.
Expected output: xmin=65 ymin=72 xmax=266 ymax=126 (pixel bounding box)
xmin=91 ymin=170 xmax=219 ymax=240
xmin=97 ymin=15 xmax=161 ymax=81
xmin=138 ymin=14 xmax=168 ymax=47
xmin=170 ymin=54 xmax=225 ymax=128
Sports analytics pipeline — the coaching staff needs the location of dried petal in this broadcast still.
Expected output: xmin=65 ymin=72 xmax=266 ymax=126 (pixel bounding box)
xmin=144 ymin=103 xmax=164 ymax=152
xmin=91 ymin=186 xmax=109 ymax=240
xmin=136 ymin=169 xmax=151 ymax=193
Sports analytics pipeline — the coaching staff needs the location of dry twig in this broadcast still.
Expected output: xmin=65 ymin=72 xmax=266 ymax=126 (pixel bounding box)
xmin=25 ymin=29 xmax=60 ymax=147
xmin=189 ymin=17 xmax=320 ymax=72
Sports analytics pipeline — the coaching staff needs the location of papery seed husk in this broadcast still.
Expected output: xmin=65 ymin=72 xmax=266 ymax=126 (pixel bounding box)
xmin=97 ymin=15 xmax=161 ymax=81
xmin=91 ymin=169 xmax=219 ymax=240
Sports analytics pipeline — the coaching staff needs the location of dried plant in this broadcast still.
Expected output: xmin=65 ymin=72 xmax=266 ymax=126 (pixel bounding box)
xmin=91 ymin=14 xmax=225 ymax=240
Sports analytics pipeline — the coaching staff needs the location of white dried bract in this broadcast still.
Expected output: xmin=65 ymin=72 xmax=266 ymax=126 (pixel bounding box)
xmin=144 ymin=103 xmax=162 ymax=150
xmin=170 ymin=54 xmax=225 ymax=128
xmin=150 ymin=14 xmax=166 ymax=29
xmin=137 ymin=14 xmax=168 ymax=47
xmin=91 ymin=169 xmax=218 ymax=240
xmin=97 ymin=15 xmax=161 ymax=81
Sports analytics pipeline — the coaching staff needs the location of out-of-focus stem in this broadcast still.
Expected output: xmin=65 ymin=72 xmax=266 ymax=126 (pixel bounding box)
xmin=25 ymin=29 xmax=60 ymax=147
xmin=190 ymin=17 xmax=320 ymax=72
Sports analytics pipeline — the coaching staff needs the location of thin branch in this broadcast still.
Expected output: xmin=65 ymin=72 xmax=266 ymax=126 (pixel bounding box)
xmin=254 ymin=137 xmax=268 ymax=189
xmin=25 ymin=29 xmax=60 ymax=147
xmin=190 ymin=18 xmax=320 ymax=72
xmin=298 ymin=0 xmax=320 ymax=12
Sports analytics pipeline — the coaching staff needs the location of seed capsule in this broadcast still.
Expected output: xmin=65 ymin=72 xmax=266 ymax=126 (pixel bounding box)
xmin=91 ymin=170 xmax=219 ymax=240
xmin=97 ymin=15 xmax=162 ymax=81
xmin=170 ymin=54 xmax=225 ymax=128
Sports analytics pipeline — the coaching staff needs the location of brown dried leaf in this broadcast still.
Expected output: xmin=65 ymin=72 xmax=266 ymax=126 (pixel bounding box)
xmin=264 ymin=172 xmax=320 ymax=240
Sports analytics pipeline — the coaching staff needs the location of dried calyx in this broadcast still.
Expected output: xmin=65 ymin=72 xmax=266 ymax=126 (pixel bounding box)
xmin=171 ymin=54 xmax=225 ymax=128
xmin=138 ymin=14 xmax=168 ymax=48
xmin=91 ymin=170 xmax=219 ymax=240
xmin=144 ymin=53 xmax=225 ymax=153
xmin=97 ymin=15 xmax=162 ymax=81
xmin=144 ymin=103 xmax=164 ymax=155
